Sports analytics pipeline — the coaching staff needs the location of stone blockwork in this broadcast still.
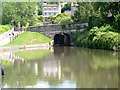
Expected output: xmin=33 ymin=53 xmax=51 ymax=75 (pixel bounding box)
xmin=28 ymin=23 xmax=88 ymax=32
xmin=28 ymin=24 xmax=62 ymax=32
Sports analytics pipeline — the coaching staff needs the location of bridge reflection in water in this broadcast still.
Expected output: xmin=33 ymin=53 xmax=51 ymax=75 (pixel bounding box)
xmin=0 ymin=47 xmax=119 ymax=88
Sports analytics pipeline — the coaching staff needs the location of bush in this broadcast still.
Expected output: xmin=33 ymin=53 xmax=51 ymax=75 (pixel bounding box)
xmin=82 ymin=25 xmax=120 ymax=50
xmin=0 ymin=25 xmax=11 ymax=33
xmin=73 ymin=25 xmax=120 ymax=50
xmin=92 ymin=32 xmax=119 ymax=50
xmin=54 ymin=13 xmax=73 ymax=25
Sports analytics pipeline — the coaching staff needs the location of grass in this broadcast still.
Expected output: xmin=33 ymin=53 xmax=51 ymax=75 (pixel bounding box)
xmin=14 ymin=50 xmax=52 ymax=60
xmin=6 ymin=31 xmax=52 ymax=46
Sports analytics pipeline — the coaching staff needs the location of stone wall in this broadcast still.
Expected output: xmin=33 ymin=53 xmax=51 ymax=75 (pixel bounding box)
xmin=28 ymin=24 xmax=62 ymax=32
xmin=27 ymin=23 xmax=88 ymax=32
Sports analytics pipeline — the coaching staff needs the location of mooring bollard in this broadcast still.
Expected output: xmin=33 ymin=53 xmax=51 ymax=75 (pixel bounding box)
xmin=0 ymin=62 xmax=4 ymax=76
xmin=1 ymin=68 xmax=4 ymax=76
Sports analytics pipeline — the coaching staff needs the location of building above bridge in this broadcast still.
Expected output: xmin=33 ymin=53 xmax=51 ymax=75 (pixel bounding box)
xmin=42 ymin=2 xmax=61 ymax=25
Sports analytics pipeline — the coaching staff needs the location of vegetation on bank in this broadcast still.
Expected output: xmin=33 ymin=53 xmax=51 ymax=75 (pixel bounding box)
xmin=5 ymin=31 xmax=52 ymax=46
xmin=0 ymin=25 xmax=11 ymax=33
xmin=72 ymin=25 xmax=120 ymax=51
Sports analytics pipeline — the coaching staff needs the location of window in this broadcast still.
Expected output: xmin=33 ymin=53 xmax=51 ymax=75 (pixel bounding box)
xmin=44 ymin=7 xmax=47 ymax=10
xmin=54 ymin=12 xmax=56 ymax=16
xmin=51 ymin=13 xmax=53 ymax=16
xmin=44 ymin=13 xmax=47 ymax=15
xmin=49 ymin=7 xmax=51 ymax=10
xmin=54 ymin=7 xmax=56 ymax=10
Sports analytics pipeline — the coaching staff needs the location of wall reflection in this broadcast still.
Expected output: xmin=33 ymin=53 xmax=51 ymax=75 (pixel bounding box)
xmin=0 ymin=52 xmax=24 ymax=64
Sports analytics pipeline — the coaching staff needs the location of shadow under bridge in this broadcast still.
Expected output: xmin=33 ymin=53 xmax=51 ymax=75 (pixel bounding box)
xmin=54 ymin=33 xmax=71 ymax=46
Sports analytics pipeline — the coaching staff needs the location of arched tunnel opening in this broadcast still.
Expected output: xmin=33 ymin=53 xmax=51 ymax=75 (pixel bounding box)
xmin=54 ymin=33 xmax=70 ymax=46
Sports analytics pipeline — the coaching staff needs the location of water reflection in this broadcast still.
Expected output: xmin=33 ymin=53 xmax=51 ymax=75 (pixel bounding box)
xmin=0 ymin=47 xmax=119 ymax=88
xmin=0 ymin=76 xmax=4 ymax=89
xmin=0 ymin=52 xmax=25 ymax=64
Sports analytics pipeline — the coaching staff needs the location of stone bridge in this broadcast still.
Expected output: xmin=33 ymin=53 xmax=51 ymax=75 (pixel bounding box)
xmin=28 ymin=24 xmax=87 ymax=45
xmin=28 ymin=25 xmax=76 ymax=38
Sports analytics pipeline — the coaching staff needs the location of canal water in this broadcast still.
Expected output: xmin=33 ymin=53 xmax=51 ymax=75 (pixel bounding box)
xmin=0 ymin=47 xmax=119 ymax=88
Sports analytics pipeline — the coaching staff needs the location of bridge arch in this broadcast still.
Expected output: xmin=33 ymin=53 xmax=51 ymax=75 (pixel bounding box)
xmin=54 ymin=33 xmax=70 ymax=46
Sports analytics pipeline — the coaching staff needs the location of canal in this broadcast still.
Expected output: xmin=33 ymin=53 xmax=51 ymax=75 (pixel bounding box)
xmin=0 ymin=47 xmax=119 ymax=88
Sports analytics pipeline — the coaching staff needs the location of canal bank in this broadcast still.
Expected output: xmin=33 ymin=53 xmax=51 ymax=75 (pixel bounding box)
xmin=0 ymin=43 xmax=53 ymax=52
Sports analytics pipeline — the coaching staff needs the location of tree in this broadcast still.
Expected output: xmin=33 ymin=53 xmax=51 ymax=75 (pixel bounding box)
xmin=93 ymin=2 xmax=119 ymax=17
xmin=54 ymin=13 xmax=73 ymax=25
xmin=2 ymin=2 xmax=42 ymax=27
xmin=72 ymin=2 xmax=119 ymax=30
xmin=89 ymin=2 xmax=119 ymax=29
xmin=37 ymin=3 xmax=42 ymax=15
xmin=72 ymin=2 xmax=94 ymax=23
xmin=61 ymin=2 xmax=71 ymax=13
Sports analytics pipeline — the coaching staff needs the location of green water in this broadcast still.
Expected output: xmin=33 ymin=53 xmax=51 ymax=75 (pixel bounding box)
xmin=0 ymin=47 xmax=119 ymax=88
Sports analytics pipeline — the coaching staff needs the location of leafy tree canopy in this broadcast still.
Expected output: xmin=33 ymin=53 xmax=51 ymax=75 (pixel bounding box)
xmin=2 ymin=2 xmax=42 ymax=27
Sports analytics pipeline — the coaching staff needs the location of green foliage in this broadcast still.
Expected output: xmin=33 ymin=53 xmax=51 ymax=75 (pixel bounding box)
xmin=0 ymin=25 xmax=11 ymax=33
xmin=54 ymin=13 xmax=73 ymax=25
xmin=37 ymin=15 xmax=44 ymax=25
xmin=2 ymin=2 xmax=42 ymax=26
xmin=5 ymin=31 xmax=52 ymax=46
xmin=88 ymin=15 xmax=105 ymax=29
xmin=113 ymin=14 xmax=120 ymax=32
xmin=93 ymin=2 xmax=119 ymax=16
xmin=60 ymin=16 xmax=73 ymax=25
xmin=71 ymin=30 xmax=89 ymax=46
xmin=72 ymin=25 xmax=120 ymax=50
xmin=72 ymin=2 xmax=94 ymax=23
xmin=72 ymin=2 xmax=119 ymax=30
xmin=61 ymin=2 xmax=71 ymax=13
xmin=37 ymin=3 xmax=42 ymax=15
xmin=71 ymin=2 xmax=119 ymax=50
xmin=62 ymin=25 xmax=66 ymax=30
xmin=48 ymin=16 xmax=55 ymax=24
xmin=82 ymin=25 xmax=120 ymax=50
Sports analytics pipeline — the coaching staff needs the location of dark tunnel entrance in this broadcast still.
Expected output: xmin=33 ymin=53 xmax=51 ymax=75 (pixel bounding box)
xmin=54 ymin=33 xmax=70 ymax=46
